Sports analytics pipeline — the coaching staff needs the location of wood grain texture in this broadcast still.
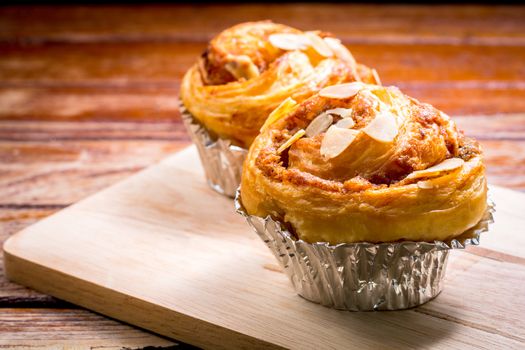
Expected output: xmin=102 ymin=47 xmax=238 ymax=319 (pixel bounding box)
xmin=1 ymin=42 xmax=523 ymax=84
xmin=0 ymin=86 xmax=181 ymax=122
xmin=4 ymin=147 xmax=525 ymax=349
xmin=0 ymin=308 xmax=178 ymax=349
xmin=1 ymin=139 xmax=186 ymax=205
xmin=1 ymin=5 xmax=524 ymax=45
xmin=0 ymin=209 xmax=60 ymax=306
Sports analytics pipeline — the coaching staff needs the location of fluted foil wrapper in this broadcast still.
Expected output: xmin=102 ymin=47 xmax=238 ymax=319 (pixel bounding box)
xmin=235 ymin=191 xmax=494 ymax=311
xmin=180 ymin=101 xmax=247 ymax=197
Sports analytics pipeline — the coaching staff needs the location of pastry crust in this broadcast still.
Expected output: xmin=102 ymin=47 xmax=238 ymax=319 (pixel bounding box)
xmin=180 ymin=21 xmax=378 ymax=149
xmin=240 ymin=84 xmax=488 ymax=244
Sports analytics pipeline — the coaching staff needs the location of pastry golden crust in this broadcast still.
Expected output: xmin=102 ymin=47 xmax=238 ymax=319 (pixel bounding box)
xmin=240 ymin=83 xmax=488 ymax=244
xmin=180 ymin=21 xmax=378 ymax=149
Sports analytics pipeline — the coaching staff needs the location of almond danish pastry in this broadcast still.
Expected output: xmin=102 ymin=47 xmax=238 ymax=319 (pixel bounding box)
xmin=180 ymin=21 xmax=378 ymax=196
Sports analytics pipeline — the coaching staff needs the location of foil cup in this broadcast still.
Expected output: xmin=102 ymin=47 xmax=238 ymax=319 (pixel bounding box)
xmin=180 ymin=101 xmax=248 ymax=197
xmin=235 ymin=191 xmax=494 ymax=311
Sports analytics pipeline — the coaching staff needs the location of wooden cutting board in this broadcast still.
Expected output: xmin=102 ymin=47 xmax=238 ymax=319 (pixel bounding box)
xmin=4 ymin=146 xmax=525 ymax=349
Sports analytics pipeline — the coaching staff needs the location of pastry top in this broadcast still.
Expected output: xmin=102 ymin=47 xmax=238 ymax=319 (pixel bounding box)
xmin=181 ymin=21 xmax=378 ymax=148
xmin=240 ymin=83 xmax=488 ymax=244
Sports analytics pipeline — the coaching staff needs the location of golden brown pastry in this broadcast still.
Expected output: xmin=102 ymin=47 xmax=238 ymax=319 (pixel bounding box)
xmin=240 ymin=83 xmax=487 ymax=244
xmin=180 ymin=21 xmax=379 ymax=149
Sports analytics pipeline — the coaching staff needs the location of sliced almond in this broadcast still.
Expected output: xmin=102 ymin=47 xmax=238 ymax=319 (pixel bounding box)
xmin=319 ymin=82 xmax=364 ymax=99
xmin=362 ymin=111 xmax=398 ymax=143
xmin=305 ymin=32 xmax=333 ymax=57
xmin=371 ymin=68 xmax=382 ymax=85
xmin=277 ymin=129 xmax=306 ymax=154
xmin=408 ymin=158 xmax=465 ymax=180
xmin=305 ymin=113 xmax=334 ymax=137
xmin=417 ymin=180 xmax=434 ymax=189
xmin=269 ymin=33 xmax=309 ymax=51
xmin=335 ymin=118 xmax=355 ymax=129
xmin=325 ymin=108 xmax=353 ymax=119
xmin=260 ymin=97 xmax=297 ymax=132
xmin=320 ymin=125 xmax=360 ymax=159
xmin=323 ymin=37 xmax=356 ymax=63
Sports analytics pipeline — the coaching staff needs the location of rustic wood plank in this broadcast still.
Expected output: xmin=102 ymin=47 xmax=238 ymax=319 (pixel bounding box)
xmin=0 ymin=86 xmax=180 ymax=122
xmin=455 ymin=114 xmax=525 ymax=140
xmin=0 ymin=120 xmax=182 ymax=141
xmin=1 ymin=5 xmax=524 ymax=45
xmin=0 ymin=139 xmax=188 ymax=206
xmin=0 ymin=42 xmax=524 ymax=85
xmin=0 ymin=308 xmax=178 ymax=348
xmin=400 ymin=85 xmax=525 ymax=116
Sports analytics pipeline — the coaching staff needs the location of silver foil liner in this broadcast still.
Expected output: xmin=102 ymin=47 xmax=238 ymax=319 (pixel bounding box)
xmin=180 ymin=101 xmax=248 ymax=197
xmin=235 ymin=191 xmax=494 ymax=311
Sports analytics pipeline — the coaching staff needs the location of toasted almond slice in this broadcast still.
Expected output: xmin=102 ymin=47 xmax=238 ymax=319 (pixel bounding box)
xmin=323 ymin=37 xmax=356 ymax=63
xmin=320 ymin=125 xmax=360 ymax=159
xmin=277 ymin=129 xmax=306 ymax=154
xmin=417 ymin=180 xmax=434 ymax=189
xmin=305 ymin=113 xmax=333 ymax=137
xmin=408 ymin=158 xmax=465 ymax=180
xmin=305 ymin=32 xmax=333 ymax=57
xmin=269 ymin=33 xmax=309 ymax=51
xmin=362 ymin=111 xmax=398 ymax=143
xmin=325 ymin=108 xmax=353 ymax=119
xmin=319 ymin=82 xmax=364 ymax=99
xmin=335 ymin=118 xmax=355 ymax=129
xmin=371 ymin=68 xmax=382 ymax=85
xmin=260 ymin=97 xmax=297 ymax=132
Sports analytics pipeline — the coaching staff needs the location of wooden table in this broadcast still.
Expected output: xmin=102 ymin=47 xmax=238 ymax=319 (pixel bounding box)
xmin=1 ymin=4 xmax=524 ymax=349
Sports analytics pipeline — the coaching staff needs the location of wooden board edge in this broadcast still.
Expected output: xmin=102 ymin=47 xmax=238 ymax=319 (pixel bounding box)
xmin=2 ymin=248 xmax=284 ymax=350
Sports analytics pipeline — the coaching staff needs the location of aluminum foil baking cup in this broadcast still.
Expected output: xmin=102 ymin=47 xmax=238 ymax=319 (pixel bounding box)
xmin=235 ymin=191 xmax=494 ymax=311
xmin=180 ymin=102 xmax=247 ymax=197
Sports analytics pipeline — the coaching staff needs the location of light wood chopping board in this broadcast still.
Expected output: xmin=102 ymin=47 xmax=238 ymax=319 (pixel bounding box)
xmin=3 ymin=146 xmax=525 ymax=349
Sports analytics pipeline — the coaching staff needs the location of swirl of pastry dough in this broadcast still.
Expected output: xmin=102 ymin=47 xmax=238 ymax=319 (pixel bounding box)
xmin=240 ymin=83 xmax=487 ymax=244
xmin=181 ymin=21 xmax=378 ymax=148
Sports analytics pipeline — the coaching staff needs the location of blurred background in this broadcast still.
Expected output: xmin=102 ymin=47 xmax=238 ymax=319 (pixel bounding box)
xmin=1 ymin=3 xmax=524 ymax=348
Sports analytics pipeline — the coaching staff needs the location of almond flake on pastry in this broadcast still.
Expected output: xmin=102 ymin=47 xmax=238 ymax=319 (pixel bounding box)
xmin=305 ymin=113 xmax=334 ymax=137
xmin=325 ymin=108 xmax=353 ymax=119
xmin=260 ymin=97 xmax=297 ymax=132
xmin=362 ymin=110 xmax=398 ymax=143
xmin=269 ymin=33 xmax=309 ymax=50
xmin=323 ymin=37 xmax=356 ymax=63
xmin=305 ymin=32 xmax=333 ymax=57
xmin=371 ymin=68 xmax=382 ymax=85
xmin=319 ymin=82 xmax=364 ymax=99
xmin=334 ymin=118 xmax=355 ymax=129
xmin=408 ymin=158 xmax=465 ymax=180
xmin=320 ymin=125 xmax=360 ymax=159
xmin=277 ymin=129 xmax=306 ymax=154
xmin=417 ymin=180 xmax=435 ymax=189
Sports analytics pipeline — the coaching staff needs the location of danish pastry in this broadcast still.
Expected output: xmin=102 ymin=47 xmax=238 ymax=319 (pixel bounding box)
xmin=240 ymin=83 xmax=488 ymax=244
xmin=180 ymin=21 xmax=379 ymax=149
